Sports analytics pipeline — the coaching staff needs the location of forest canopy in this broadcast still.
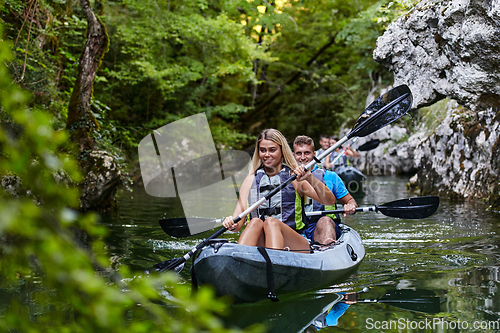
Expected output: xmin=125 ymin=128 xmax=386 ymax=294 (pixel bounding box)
xmin=2 ymin=0 xmax=417 ymax=158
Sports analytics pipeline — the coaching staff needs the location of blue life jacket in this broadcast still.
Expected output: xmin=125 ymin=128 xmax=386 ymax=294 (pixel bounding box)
xmin=248 ymin=166 xmax=304 ymax=231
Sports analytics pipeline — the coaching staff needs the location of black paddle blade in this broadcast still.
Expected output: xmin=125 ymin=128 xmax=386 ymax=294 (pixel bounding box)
xmin=377 ymin=196 xmax=439 ymax=219
xmin=349 ymin=85 xmax=413 ymax=138
xmin=160 ymin=217 xmax=218 ymax=238
xmin=357 ymin=139 xmax=380 ymax=152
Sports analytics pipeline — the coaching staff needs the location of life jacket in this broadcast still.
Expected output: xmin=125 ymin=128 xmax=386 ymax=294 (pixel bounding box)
xmin=248 ymin=166 xmax=304 ymax=231
xmin=303 ymin=168 xmax=327 ymax=224
xmin=329 ymin=149 xmax=349 ymax=170
xmin=303 ymin=167 xmax=340 ymax=225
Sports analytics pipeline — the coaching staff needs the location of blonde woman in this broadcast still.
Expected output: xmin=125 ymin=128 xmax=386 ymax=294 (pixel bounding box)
xmin=223 ymin=129 xmax=335 ymax=252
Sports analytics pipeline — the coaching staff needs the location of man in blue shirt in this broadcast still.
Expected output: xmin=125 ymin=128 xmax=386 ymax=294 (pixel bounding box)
xmin=293 ymin=135 xmax=357 ymax=245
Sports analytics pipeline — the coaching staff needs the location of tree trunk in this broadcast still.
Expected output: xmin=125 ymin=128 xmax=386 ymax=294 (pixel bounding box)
xmin=66 ymin=0 xmax=108 ymax=151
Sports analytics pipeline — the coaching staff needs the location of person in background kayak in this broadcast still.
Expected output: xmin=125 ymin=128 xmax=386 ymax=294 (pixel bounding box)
xmin=325 ymin=135 xmax=360 ymax=171
xmin=293 ymin=135 xmax=357 ymax=246
xmin=315 ymin=134 xmax=331 ymax=169
xmin=222 ymin=129 xmax=335 ymax=253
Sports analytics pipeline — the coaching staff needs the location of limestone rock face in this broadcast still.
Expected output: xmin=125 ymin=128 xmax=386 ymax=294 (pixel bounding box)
xmin=354 ymin=100 xmax=499 ymax=209
xmin=369 ymin=0 xmax=500 ymax=210
xmin=415 ymin=101 xmax=500 ymax=200
xmin=80 ymin=150 xmax=122 ymax=212
xmin=352 ymin=125 xmax=418 ymax=176
xmin=373 ymin=0 xmax=500 ymax=111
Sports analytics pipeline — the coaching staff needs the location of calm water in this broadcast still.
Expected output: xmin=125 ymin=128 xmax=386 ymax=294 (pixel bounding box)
xmin=102 ymin=176 xmax=500 ymax=332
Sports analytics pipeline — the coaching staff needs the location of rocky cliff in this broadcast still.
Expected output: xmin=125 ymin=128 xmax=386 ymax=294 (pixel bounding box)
xmin=356 ymin=0 xmax=500 ymax=210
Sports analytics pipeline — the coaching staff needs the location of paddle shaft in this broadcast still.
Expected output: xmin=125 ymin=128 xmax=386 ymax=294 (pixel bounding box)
xmin=356 ymin=299 xmax=435 ymax=304
xmin=330 ymin=137 xmax=364 ymax=166
xmin=330 ymin=146 xmax=349 ymax=166
xmin=306 ymin=206 xmax=376 ymax=217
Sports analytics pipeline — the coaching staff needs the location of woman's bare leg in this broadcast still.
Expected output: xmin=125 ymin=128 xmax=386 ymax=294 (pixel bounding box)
xmin=263 ymin=217 xmax=310 ymax=253
xmin=238 ymin=218 xmax=265 ymax=246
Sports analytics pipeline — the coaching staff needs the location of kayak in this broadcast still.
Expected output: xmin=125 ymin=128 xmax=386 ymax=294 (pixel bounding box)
xmin=335 ymin=166 xmax=366 ymax=193
xmin=192 ymin=224 xmax=365 ymax=303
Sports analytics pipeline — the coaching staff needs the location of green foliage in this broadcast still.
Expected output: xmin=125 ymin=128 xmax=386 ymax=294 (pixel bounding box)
xmin=1 ymin=0 xmax=88 ymax=132
xmin=234 ymin=0 xmax=420 ymax=142
xmin=0 ymin=22 xmax=260 ymax=332
xmin=1 ymin=0 xmax=419 ymax=157
xmin=244 ymin=0 xmax=381 ymax=139
xmin=95 ymin=0 xmax=270 ymax=152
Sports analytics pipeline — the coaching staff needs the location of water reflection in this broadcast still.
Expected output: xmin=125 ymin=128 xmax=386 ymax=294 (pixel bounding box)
xmin=224 ymin=287 xmax=447 ymax=333
xmin=305 ymin=288 xmax=446 ymax=332
xmin=226 ymin=292 xmax=343 ymax=333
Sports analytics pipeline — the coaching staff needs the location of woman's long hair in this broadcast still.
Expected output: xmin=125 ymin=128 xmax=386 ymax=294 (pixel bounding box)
xmin=249 ymin=129 xmax=298 ymax=174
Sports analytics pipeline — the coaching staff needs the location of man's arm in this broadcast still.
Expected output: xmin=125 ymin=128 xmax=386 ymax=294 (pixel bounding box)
xmin=324 ymin=170 xmax=357 ymax=215
xmin=337 ymin=193 xmax=357 ymax=216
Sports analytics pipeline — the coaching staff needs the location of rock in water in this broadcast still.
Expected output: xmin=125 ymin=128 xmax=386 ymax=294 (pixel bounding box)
xmin=80 ymin=150 xmax=122 ymax=212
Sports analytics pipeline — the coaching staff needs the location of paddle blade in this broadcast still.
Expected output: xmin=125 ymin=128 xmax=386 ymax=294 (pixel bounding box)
xmin=349 ymin=85 xmax=413 ymax=138
xmin=160 ymin=217 xmax=218 ymax=238
xmin=357 ymin=139 xmax=380 ymax=152
xmin=377 ymin=196 xmax=439 ymax=219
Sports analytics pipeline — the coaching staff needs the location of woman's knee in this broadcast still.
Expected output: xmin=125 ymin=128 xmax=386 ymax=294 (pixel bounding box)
xmin=246 ymin=217 xmax=264 ymax=228
xmin=263 ymin=217 xmax=281 ymax=230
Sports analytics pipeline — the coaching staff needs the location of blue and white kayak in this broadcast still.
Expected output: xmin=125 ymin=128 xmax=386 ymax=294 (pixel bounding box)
xmin=192 ymin=225 xmax=365 ymax=303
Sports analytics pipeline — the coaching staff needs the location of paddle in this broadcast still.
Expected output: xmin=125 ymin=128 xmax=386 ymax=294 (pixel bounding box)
xmin=306 ymin=196 xmax=439 ymax=220
xmin=329 ymin=137 xmax=379 ymax=168
xmin=159 ymin=217 xmax=223 ymax=238
xmin=149 ymin=85 xmax=412 ymax=273
xmin=356 ymin=289 xmax=445 ymax=314
xmin=357 ymin=139 xmax=380 ymax=151
xmin=157 ymin=196 xmax=438 ymax=238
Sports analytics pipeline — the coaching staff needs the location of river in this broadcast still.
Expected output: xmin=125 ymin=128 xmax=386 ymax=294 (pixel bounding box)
xmin=101 ymin=175 xmax=500 ymax=332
